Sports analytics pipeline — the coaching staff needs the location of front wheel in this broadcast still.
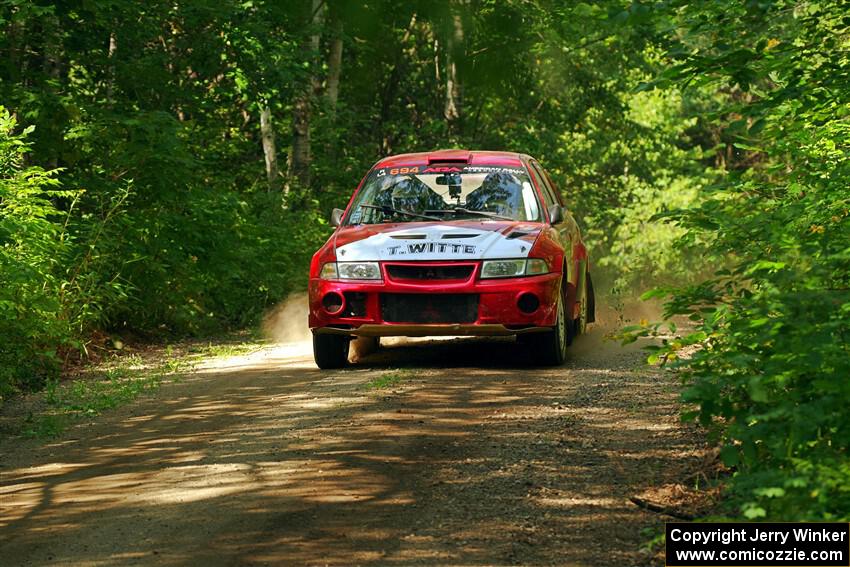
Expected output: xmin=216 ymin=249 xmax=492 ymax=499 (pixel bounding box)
xmin=522 ymin=286 xmax=567 ymax=366
xmin=313 ymin=333 xmax=350 ymax=369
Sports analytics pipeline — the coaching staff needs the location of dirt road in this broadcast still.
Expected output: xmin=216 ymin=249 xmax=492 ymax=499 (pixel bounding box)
xmin=0 ymin=330 xmax=706 ymax=566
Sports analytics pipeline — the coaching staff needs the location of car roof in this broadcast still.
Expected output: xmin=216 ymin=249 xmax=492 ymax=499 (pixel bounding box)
xmin=375 ymin=150 xmax=526 ymax=168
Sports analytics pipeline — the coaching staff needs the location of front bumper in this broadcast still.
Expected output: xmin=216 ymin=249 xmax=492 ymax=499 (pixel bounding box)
xmin=308 ymin=264 xmax=562 ymax=337
xmin=314 ymin=323 xmax=550 ymax=337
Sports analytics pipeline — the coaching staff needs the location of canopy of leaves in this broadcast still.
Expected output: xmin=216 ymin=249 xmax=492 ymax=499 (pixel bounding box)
xmin=634 ymin=0 xmax=850 ymax=521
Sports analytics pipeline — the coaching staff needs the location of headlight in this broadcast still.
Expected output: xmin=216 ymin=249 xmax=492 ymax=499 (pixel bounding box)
xmin=320 ymin=262 xmax=339 ymax=279
xmin=481 ymin=259 xmax=526 ymax=278
xmin=480 ymin=258 xmax=549 ymax=279
xmin=320 ymin=262 xmax=382 ymax=280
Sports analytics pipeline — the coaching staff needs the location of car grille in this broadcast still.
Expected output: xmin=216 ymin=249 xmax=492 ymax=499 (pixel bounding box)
xmin=386 ymin=264 xmax=474 ymax=281
xmin=380 ymin=293 xmax=479 ymax=324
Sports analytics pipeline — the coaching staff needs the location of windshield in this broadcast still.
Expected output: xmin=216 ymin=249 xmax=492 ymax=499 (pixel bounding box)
xmin=345 ymin=164 xmax=541 ymax=225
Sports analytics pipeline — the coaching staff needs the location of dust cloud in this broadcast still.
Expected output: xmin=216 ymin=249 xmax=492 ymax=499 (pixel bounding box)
xmin=258 ymin=291 xmax=667 ymax=363
xmin=595 ymin=297 xmax=665 ymax=330
xmin=261 ymin=292 xmax=407 ymax=362
xmin=262 ymin=292 xmax=311 ymax=344
xmin=569 ymin=297 xmax=667 ymax=358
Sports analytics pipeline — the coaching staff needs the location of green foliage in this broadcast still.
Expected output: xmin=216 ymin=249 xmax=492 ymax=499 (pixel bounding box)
xmin=0 ymin=108 xmax=72 ymax=395
xmin=0 ymin=1 xmax=325 ymax=400
xmin=636 ymin=0 xmax=850 ymax=520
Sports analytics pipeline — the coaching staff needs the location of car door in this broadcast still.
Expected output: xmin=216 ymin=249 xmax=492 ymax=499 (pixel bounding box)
xmin=526 ymin=159 xmax=570 ymax=267
xmin=528 ymin=160 xmax=586 ymax=317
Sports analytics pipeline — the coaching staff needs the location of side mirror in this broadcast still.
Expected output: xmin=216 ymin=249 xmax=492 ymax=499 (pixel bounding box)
xmin=548 ymin=204 xmax=564 ymax=225
xmin=330 ymin=208 xmax=345 ymax=228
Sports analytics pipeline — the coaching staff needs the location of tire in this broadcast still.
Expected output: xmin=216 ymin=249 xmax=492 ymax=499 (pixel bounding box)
xmin=524 ymin=285 xmax=568 ymax=366
xmin=575 ymin=275 xmax=589 ymax=337
xmin=312 ymin=333 xmax=350 ymax=369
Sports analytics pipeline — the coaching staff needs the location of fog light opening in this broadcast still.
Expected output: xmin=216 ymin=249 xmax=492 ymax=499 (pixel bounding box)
xmin=517 ymin=293 xmax=540 ymax=314
xmin=322 ymin=292 xmax=345 ymax=314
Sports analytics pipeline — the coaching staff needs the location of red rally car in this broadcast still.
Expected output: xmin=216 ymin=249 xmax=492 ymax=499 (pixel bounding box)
xmin=308 ymin=150 xmax=594 ymax=369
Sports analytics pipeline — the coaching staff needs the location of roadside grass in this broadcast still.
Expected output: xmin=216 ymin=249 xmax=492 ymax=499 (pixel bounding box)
xmin=18 ymin=358 xmax=191 ymax=439
xmin=187 ymin=340 xmax=269 ymax=359
xmin=181 ymin=329 xmax=269 ymax=359
xmin=9 ymin=334 xmax=270 ymax=440
xmin=363 ymin=369 xmax=415 ymax=390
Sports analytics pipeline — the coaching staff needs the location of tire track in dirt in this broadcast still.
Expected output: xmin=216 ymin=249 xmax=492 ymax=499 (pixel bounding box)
xmin=0 ymin=330 xmax=707 ymax=566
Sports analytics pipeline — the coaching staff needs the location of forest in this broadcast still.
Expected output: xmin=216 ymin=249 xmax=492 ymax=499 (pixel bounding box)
xmin=1 ymin=0 xmax=848 ymax=526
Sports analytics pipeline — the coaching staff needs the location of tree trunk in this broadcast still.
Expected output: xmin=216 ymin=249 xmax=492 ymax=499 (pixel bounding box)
xmin=106 ymin=31 xmax=117 ymax=105
xmin=42 ymin=14 xmax=63 ymax=169
xmin=288 ymin=0 xmax=324 ymax=190
xmin=443 ymin=12 xmax=463 ymax=129
xmin=377 ymin=13 xmax=417 ymax=155
xmin=433 ymin=38 xmax=441 ymax=85
xmin=289 ymin=94 xmax=311 ymax=189
xmin=260 ymin=105 xmax=280 ymax=193
xmin=326 ymin=17 xmax=343 ymax=113
xmin=6 ymin=14 xmax=24 ymax=85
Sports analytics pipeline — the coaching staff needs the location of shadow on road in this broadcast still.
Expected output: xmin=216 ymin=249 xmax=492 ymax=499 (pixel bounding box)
xmin=0 ymin=331 xmax=705 ymax=566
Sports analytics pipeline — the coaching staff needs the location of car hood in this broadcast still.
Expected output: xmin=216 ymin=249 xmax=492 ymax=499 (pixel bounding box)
xmin=333 ymin=221 xmax=542 ymax=262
